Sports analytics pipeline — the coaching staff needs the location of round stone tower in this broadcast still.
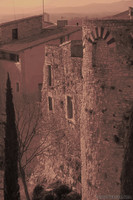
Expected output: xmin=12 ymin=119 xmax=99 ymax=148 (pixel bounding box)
xmin=80 ymin=20 xmax=133 ymax=200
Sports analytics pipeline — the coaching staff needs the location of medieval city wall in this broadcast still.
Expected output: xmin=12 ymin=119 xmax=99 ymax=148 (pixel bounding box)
xmin=81 ymin=20 xmax=133 ymax=200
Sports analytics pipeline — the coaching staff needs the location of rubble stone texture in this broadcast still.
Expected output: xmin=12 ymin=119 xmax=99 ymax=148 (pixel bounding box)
xmin=81 ymin=20 xmax=133 ymax=200
xmin=31 ymin=41 xmax=83 ymax=193
xmin=30 ymin=19 xmax=133 ymax=200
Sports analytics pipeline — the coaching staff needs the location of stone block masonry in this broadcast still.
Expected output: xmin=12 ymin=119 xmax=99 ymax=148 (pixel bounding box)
xmin=81 ymin=20 xmax=133 ymax=200
xmin=28 ymin=18 xmax=133 ymax=200
xmin=31 ymin=41 xmax=83 ymax=192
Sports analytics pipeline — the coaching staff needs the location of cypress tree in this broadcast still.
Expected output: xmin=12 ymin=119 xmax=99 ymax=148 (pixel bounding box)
xmin=4 ymin=73 xmax=20 ymax=200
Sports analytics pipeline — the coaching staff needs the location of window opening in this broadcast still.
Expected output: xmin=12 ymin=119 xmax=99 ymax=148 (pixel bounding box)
xmin=48 ymin=96 xmax=53 ymax=111
xmin=67 ymin=96 xmax=73 ymax=119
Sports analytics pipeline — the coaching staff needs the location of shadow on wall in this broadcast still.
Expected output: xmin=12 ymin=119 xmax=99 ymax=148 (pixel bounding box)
xmin=121 ymin=107 xmax=133 ymax=200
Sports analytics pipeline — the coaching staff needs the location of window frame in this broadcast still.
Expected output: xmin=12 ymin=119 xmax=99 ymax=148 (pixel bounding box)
xmin=65 ymin=95 xmax=75 ymax=122
xmin=48 ymin=96 xmax=53 ymax=111
xmin=48 ymin=65 xmax=52 ymax=86
xmin=12 ymin=28 xmax=18 ymax=40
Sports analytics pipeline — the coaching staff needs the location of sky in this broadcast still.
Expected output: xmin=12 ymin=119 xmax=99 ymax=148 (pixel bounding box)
xmin=0 ymin=0 xmax=130 ymax=15
xmin=0 ymin=0 xmax=125 ymax=9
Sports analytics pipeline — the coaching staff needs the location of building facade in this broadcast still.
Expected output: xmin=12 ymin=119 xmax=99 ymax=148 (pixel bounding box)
xmin=1 ymin=11 xmax=133 ymax=200
xmin=30 ymin=40 xmax=83 ymax=191
xmin=0 ymin=15 xmax=82 ymax=180
xmin=0 ymin=15 xmax=82 ymax=111
xmin=34 ymin=18 xmax=133 ymax=200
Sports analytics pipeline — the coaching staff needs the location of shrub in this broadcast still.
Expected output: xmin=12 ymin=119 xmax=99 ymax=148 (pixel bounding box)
xmin=64 ymin=191 xmax=81 ymax=200
xmin=54 ymin=184 xmax=71 ymax=199
xmin=32 ymin=184 xmax=45 ymax=200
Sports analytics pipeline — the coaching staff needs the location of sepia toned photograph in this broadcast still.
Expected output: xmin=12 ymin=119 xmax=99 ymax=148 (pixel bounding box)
xmin=0 ymin=0 xmax=133 ymax=199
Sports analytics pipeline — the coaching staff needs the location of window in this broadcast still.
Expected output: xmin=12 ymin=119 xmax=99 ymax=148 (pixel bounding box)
xmin=1 ymin=52 xmax=6 ymax=59
xmin=48 ymin=96 xmax=53 ymax=111
xmin=0 ymin=51 xmax=19 ymax=62
xmin=16 ymin=82 xmax=19 ymax=92
xmin=10 ymin=54 xmax=19 ymax=62
xmin=48 ymin=65 xmax=52 ymax=86
xmin=38 ymin=83 xmax=42 ymax=102
xmin=60 ymin=36 xmax=65 ymax=44
xmin=16 ymin=55 xmax=19 ymax=62
xmin=67 ymin=96 xmax=73 ymax=119
xmin=12 ymin=28 xmax=18 ymax=40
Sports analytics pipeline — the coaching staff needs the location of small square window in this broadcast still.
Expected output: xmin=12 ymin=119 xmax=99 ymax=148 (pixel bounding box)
xmin=12 ymin=28 xmax=18 ymax=40
xmin=10 ymin=54 xmax=19 ymax=62
xmin=60 ymin=36 xmax=65 ymax=44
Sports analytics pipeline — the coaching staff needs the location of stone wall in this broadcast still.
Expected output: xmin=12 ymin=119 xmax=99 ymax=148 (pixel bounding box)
xmin=31 ymin=41 xmax=83 ymax=192
xmin=81 ymin=20 xmax=133 ymax=200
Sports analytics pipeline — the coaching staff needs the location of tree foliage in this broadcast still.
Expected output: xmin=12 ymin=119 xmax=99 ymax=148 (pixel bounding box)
xmin=4 ymin=74 xmax=20 ymax=200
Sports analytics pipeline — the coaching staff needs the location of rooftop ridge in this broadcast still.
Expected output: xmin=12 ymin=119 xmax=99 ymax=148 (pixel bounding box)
xmin=0 ymin=14 xmax=43 ymax=27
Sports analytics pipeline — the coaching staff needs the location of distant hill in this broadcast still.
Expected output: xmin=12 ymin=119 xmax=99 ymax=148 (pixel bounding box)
xmin=111 ymin=10 xmax=129 ymax=19
xmin=0 ymin=0 xmax=133 ymax=24
xmin=47 ymin=0 xmax=133 ymax=16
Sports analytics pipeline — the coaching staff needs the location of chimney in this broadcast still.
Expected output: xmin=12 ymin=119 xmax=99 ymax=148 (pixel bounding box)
xmin=57 ymin=20 xmax=68 ymax=28
xmin=42 ymin=13 xmax=50 ymax=29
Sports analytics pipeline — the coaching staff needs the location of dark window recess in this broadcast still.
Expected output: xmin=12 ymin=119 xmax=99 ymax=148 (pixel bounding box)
xmin=48 ymin=65 xmax=52 ymax=86
xmin=16 ymin=82 xmax=19 ymax=92
xmin=71 ymin=45 xmax=83 ymax=58
xmin=130 ymin=60 xmax=133 ymax=65
xmin=10 ymin=54 xmax=19 ymax=62
xmin=60 ymin=36 xmax=65 ymax=44
xmin=1 ymin=52 xmax=6 ymax=59
xmin=67 ymin=96 xmax=73 ymax=119
xmin=38 ymin=83 xmax=42 ymax=102
xmin=12 ymin=28 xmax=18 ymax=39
xmin=48 ymin=96 xmax=53 ymax=111
xmin=16 ymin=55 xmax=19 ymax=62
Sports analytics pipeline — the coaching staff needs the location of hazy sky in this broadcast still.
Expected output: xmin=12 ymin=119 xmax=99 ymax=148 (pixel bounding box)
xmin=0 ymin=0 xmax=129 ymax=14
xmin=0 ymin=0 xmax=124 ymax=8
